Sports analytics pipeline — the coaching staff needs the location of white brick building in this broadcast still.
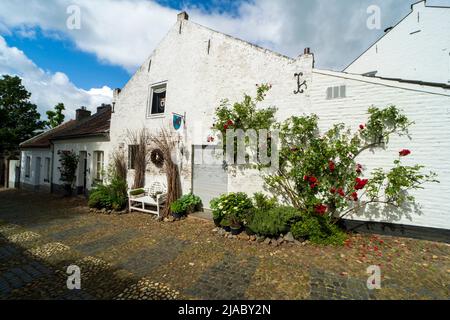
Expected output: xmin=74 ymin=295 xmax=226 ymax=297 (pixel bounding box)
xmin=345 ymin=1 xmax=450 ymax=84
xmin=108 ymin=11 xmax=450 ymax=234
xmin=19 ymin=7 xmax=450 ymax=237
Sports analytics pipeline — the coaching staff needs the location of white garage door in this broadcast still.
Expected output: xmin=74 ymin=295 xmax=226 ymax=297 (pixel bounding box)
xmin=193 ymin=145 xmax=228 ymax=209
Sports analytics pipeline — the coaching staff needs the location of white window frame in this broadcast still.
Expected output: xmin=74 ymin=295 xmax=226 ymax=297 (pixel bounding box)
xmin=94 ymin=151 xmax=104 ymax=181
xmin=25 ymin=156 xmax=31 ymax=178
xmin=326 ymin=85 xmax=347 ymax=100
xmin=44 ymin=157 xmax=51 ymax=183
xmin=146 ymin=82 xmax=167 ymax=118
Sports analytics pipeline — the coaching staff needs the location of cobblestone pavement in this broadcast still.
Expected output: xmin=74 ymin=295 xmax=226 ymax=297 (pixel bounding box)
xmin=0 ymin=189 xmax=449 ymax=300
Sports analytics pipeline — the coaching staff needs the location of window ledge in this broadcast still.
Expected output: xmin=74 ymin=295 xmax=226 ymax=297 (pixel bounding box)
xmin=146 ymin=114 xmax=166 ymax=119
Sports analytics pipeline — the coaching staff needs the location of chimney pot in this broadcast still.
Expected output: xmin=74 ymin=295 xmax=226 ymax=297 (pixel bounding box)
xmin=75 ymin=107 xmax=91 ymax=121
xmin=304 ymin=47 xmax=311 ymax=55
xmin=177 ymin=11 xmax=189 ymax=21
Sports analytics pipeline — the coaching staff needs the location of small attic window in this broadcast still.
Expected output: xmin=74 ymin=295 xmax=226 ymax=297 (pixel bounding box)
xmin=147 ymin=83 xmax=167 ymax=117
xmin=326 ymin=85 xmax=346 ymax=100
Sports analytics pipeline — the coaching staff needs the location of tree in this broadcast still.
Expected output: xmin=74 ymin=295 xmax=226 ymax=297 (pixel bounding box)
xmin=58 ymin=150 xmax=79 ymax=196
xmin=0 ymin=75 xmax=45 ymax=156
xmin=46 ymin=103 xmax=65 ymax=128
xmin=212 ymin=87 xmax=438 ymax=244
xmin=263 ymin=106 xmax=438 ymax=221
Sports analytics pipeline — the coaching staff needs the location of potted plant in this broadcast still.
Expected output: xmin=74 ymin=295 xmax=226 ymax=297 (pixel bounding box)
xmin=179 ymin=194 xmax=202 ymax=214
xmin=220 ymin=218 xmax=232 ymax=232
xmin=229 ymin=211 xmax=243 ymax=235
xmin=170 ymin=200 xmax=185 ymax=219
xmin=129 ymin=188 xmax=146 ymax=199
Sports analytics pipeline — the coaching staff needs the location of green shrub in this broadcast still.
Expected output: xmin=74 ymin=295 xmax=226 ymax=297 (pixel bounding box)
xmin=170 ymin=200 xmax=185 ymax=215
xmin=88 ymin=177 xmax=127 ymax=211
xmin=253 ymin=192 xmax=278 ymax=211
xmin=291 ymin=215 xmax=347 ymax=246
xmin=247 ymin=206 xmax=300 ymax=237
xmin=170 ymin=193 xmax=202 ymax=216
xmin=210 ymin=192 xmax=254 ymax=227
xmin=129 ymin=188 xmax=145 ymax=196
xmin=179 ymin=194 xmax=202 ymax=213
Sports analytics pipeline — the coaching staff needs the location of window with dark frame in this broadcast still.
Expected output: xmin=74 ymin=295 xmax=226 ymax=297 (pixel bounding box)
xmin=128 ymin=145 xmax=138 ymax=170
xmin=149 ymin=84 xmax=166 ymax=116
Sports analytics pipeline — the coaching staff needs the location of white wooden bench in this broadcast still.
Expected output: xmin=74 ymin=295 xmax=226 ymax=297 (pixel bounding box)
xmin=127 ymin=182 xmax=167 ymax=217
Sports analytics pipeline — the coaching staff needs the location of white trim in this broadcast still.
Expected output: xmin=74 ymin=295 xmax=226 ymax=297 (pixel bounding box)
xmin=314 ymin=69 xmax=450 ymax=97
xmin=146 ymin=82 xmax=168 ymax=118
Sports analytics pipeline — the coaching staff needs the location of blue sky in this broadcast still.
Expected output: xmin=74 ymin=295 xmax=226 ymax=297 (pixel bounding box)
xmin=3 ymin=28 xmax=130 ymax=90
xmin=0 ymin=0 xmax=449 ymax=117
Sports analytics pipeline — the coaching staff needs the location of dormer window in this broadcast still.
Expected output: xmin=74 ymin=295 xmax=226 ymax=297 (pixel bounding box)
xmin=147 ymin=83 xmax=166 ymax=117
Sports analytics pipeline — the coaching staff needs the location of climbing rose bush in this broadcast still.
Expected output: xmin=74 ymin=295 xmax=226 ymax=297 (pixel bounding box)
xmin=263 ymin=105 xmax=438 ymax=220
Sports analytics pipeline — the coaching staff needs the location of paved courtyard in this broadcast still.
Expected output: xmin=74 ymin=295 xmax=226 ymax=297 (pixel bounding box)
xmin=0 ymin=189 xmax=448 ymax=300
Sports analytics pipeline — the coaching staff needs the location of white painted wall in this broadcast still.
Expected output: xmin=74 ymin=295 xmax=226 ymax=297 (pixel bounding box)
xmin=345 ymin=1 xmax=450 ymax=85
xmin=52 ymin=137 xmax=110 ymax=190
xmin=20 ymin=148 xmax=53 ymax=191
xmin=310 ymin=69 xmax=450 ymax=230
xmin=110 ymin=15 xmax=450 ymax=230
xmin=110 ymin=18 xmax=314 ymax=194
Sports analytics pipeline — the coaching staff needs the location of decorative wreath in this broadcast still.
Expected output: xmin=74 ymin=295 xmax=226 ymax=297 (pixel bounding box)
xmin=150 ymin=148 xmax=165 ymax=168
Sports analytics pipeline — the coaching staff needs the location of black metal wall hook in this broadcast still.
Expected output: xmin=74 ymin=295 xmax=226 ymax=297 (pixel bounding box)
xmin=294 ymin=72 xmax=307 ymax=94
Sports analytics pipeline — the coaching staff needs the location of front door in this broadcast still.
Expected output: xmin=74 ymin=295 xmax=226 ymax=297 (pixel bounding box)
xmin=192 ymin=145 xmax=228 ymax=210
xmin=78 ymin=151 xmax=87 ymax=195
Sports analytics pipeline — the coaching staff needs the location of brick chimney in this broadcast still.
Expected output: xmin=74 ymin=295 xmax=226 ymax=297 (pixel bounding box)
xmin=75 ymin=106 xmax=91 ymax=121
xmin=177 ymin=11 xmax=189 ymax=21
xmin=96 ymin=104 xmax=111 ymax=113
xmin=296 ymin=47 xmax=315 ymax=69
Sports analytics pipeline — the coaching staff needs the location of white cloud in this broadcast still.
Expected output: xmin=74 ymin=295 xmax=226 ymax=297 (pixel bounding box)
xmin=0 ymin=0 xmax=439 ymax=72
xmin=0 ymin=35 xmax=112 ymax=119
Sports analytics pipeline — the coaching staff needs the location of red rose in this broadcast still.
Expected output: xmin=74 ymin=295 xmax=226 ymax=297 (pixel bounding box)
xmin=328 ymin=160 xmax=335 ymax=172
xmin=315 ymin=204 xmax=328 ymax=215
xmin=330 ymin=187 xmax=336 ymax=194
xmin=303 ymin=175 xmax=309 ymax=181
xmin=223 ymin=124 xmax=228 ymax=130
xmin=308 ymin=176 xmax=318 ymax=184
xmin=351 ymin=192 xmax=358 ymax=201
xmin=227 ymin=119 xmax=234 ymax=126
xmin=337 ymin=188 xmax=345 ymax=197
xmin=359 ymin=124 xmax=365 ymax=130
xmin=355 ymin=178 xmax=369 ymax=190
xmin=310 ymin=182 xmax=318 ymax=189
xmin=399 ymin=149 xmax=411 ymax=157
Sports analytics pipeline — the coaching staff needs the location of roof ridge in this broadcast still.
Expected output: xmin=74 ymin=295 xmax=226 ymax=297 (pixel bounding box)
xmin=20 ymin=119 xmax=77 ymax=147
xmin=187 ymin=20 xmax=295 ymax=62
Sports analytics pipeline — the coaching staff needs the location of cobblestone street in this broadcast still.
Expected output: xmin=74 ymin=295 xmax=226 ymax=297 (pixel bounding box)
xmin=0 ymin=189 xmax=448 ymax=300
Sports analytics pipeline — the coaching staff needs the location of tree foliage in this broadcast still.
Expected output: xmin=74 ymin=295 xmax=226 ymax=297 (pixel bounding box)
xmin=0 ymin=75 xmax=44 ymax=156
xmin=212 ymin=87 xmax=438 ymax=224
xmin=212 ymin=84 xmax=277 ymax=156
xmin=264 ymin=106 xmax=438 ymax=220
xmin=46 ymin=103 xmax=65 ymax=129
